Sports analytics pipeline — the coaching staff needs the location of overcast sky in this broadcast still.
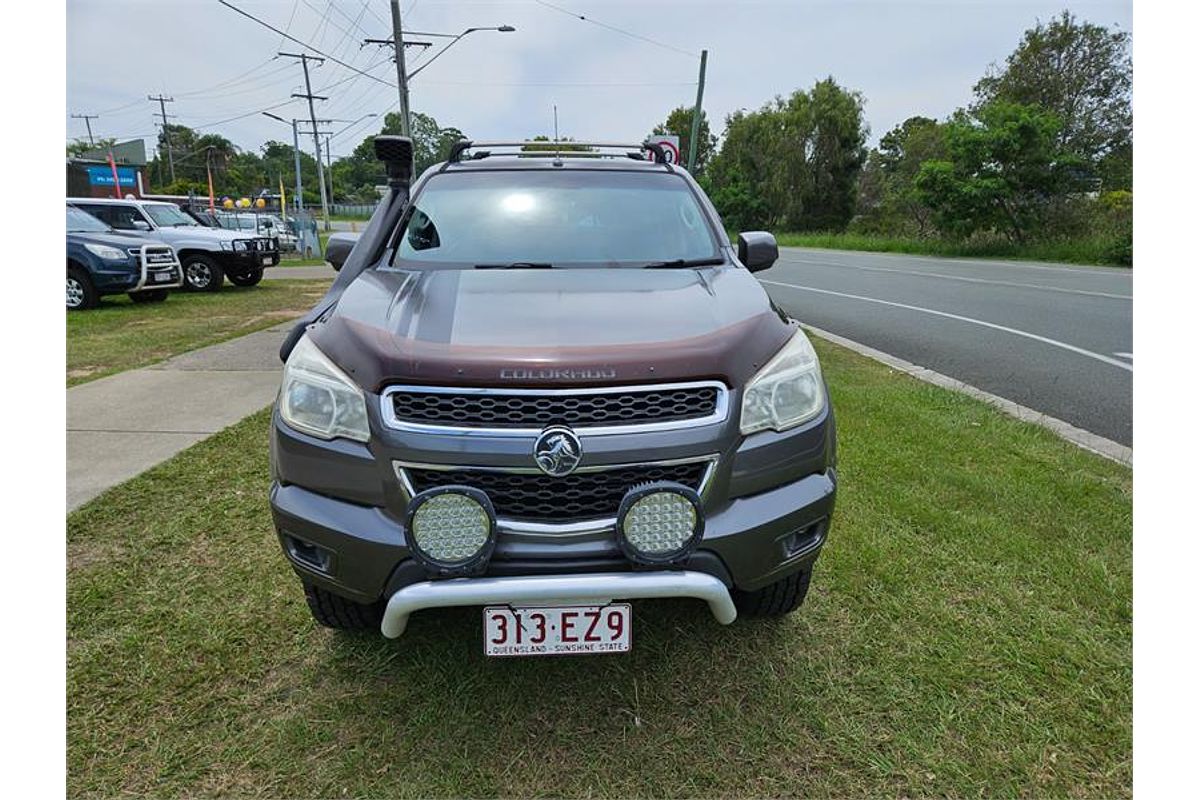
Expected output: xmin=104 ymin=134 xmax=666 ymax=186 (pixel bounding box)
xmin=66 ymin=0 xmax=1132 ymax=161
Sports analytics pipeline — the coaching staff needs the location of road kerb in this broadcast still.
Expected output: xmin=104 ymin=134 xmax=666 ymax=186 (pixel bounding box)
xmin=803 ymin=324 xmax=1133 ymax=467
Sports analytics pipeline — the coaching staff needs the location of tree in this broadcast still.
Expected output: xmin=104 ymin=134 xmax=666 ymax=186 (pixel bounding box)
xmin=335 ymin=110 xmax=468 ymax=201
xmin=857 ymin=116 xmax=946 ymax=235
xmin=707 ymin=78 xmax=868 ymax=231
xmin=973 ymin=10 xmax=1131 ymax=189
xmin=67 ymin=137 xmax=116 ymax=157
xmin=914 ymin=102 xmax=1086 ymax=243
xmin=650 ymin=106 xmax=717 ymax=173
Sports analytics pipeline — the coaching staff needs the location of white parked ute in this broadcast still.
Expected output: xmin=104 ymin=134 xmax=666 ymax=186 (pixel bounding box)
xmin=68 ymin=197 xmax=281 ymax=291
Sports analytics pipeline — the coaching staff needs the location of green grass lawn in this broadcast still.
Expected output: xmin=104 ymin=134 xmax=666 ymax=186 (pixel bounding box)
xmin=768 ymin=231 xmax=1131 ymax=267
xmin=66 ymin=338 xmax=1131 ymax=797
xmin=67 ymin=280 xmax=330 ymax=386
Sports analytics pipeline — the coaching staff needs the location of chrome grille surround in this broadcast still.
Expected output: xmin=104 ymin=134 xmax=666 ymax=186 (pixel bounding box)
xmin=380 ymin=380 xmax=729 ymax=436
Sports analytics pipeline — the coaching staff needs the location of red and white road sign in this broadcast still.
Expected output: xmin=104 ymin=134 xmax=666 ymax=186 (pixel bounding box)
xmin=646 ymin=135 xmax=681 ymax=165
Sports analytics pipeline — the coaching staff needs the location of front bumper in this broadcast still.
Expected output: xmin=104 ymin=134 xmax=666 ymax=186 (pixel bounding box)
xmin=270 ymin=463 xmax=834 ymax=604
xmin=381 ymin=571 xmax=737 ymax=638
xmin=216 ymin=245 xmax=280 ymax=272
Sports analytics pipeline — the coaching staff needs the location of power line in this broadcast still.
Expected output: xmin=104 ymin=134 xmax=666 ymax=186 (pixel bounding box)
xmin=216 ymin=0 xmax=396 ymax=88
xmin=191 ymin=97 xmax=300 ymax=131
xmin=532 ymin=0 xmax=698 ymax=59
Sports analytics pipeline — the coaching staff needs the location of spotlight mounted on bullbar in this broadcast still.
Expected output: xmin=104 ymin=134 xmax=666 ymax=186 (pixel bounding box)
xmin=404 ymin=485 xmax=497 ymax=577
xmin=616 ymin=482 xmax=705 ymax=566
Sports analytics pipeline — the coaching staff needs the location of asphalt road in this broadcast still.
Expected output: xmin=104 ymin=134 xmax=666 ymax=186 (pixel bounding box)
xmin=759 ymin=247 xmax=1133 ymax=446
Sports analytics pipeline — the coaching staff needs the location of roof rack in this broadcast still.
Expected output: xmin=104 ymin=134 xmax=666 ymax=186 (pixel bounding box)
xmin=446 ymin=140 xmax=670 ymax=165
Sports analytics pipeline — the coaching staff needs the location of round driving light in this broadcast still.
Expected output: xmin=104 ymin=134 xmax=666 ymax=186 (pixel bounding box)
xmin=405 ymin=486 xmax=496 ymax=576
xmin=616 ymin=482 xmax=704 ymax=565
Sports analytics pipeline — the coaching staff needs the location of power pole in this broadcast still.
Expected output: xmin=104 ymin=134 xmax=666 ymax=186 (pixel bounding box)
xmin=148 ymin=94 xmax=176 ymax=182
xmin=280 ymin=52 xmax=331 ymax=231
xmin=687 ymin=49 xmax=708 ymax=173
xmin=70 ymin=113 xmax=99 ymax=146
xmin=390 ymin=0 xmax=412 ymax=135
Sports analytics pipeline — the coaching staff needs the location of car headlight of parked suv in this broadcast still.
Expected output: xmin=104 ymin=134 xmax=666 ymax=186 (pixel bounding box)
xmin=279 ymin=334 xmax=370 ymax=442
xmin=83 ymin=243 xmax=129 ymax=261
xmin=739 ymin=329 xmax=825 ymax=434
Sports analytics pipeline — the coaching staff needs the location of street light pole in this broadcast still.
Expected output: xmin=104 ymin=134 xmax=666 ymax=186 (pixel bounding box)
xmin=389 ymin=0 xmax=412 ymax=136
xmin=264 ymin=112 xmax=303 ymax=214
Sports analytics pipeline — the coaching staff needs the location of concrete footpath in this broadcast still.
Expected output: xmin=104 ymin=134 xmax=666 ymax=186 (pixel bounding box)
xmin=67 ymin=323 xmax=292 ymax=511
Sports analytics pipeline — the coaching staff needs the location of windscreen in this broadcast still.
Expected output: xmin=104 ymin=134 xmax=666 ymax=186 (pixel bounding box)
xmin=66 ymin=206 xmax=109 ymax=233
xmin=394 ymin=170 xmax=719 ymax=267
xmin=144 ymin=204 xmax=200 ymax=227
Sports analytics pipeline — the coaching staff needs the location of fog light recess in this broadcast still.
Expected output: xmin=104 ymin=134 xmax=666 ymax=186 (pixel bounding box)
xmin=616 ymin=482 xmax=705 ymax=565
xmin=405 ymin=486 xmax=497 ymax=577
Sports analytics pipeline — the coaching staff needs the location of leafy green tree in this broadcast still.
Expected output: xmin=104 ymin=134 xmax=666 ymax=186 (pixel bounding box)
xmin=914 ymin=102 xmax=1085 ymax=243
xmin=973 ymin=10 xmax=1131 ymax=189
xmin=67 ymin=137 xmax=117 ymax=157
xmin=650 ymin=106 xmax=717 ymax=172
xmin=334 ymin=111 xmax=467 ymax=201
xmin=707 ymin=78 xmax=868 ymax=231
xmin=857 ymin=116 xmax=946 ymax=235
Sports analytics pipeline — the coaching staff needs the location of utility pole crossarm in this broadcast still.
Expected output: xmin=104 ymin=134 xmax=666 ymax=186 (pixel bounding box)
xmin=70 ymin=113 xmax=99 ymax=146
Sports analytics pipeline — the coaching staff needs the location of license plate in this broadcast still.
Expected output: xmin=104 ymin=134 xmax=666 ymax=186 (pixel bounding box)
xmin=484 ymin=604 xmax=631 ymax=657
xmin=261 ymin=255 xmax=276 ymax=266
xmin=152 ymin=272 xmax=173 ymax=282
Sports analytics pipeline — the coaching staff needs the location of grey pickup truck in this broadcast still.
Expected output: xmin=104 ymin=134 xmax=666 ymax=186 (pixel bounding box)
xmin=271 ymin=138 xmax=836 ymax=656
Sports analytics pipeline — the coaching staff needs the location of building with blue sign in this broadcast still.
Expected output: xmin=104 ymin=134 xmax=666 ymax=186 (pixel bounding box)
xmin=66 ymin=140 xmax=147 ymax=199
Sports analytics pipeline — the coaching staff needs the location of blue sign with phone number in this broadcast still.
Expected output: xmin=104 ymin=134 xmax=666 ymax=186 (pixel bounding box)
xmin=86 ymin=166 xmax=136 ymax=187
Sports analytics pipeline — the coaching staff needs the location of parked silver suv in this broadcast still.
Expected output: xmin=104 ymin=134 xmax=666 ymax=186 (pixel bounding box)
xmin=270 ymin=138 xmax=836 ymax=656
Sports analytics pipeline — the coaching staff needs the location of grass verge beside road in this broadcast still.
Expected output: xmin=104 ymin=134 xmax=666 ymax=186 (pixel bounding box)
xmin=66 ymin=338 xmax=1131 ymax=797
xmin=771 ymin=231 xmax=1130 ymax=267
xmin=67 ymin=280 xmax=330 ymax=386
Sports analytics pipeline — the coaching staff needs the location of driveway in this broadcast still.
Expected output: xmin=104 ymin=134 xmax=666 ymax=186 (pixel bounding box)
xmin=760 ymin=247 xmax=1132 ymax=445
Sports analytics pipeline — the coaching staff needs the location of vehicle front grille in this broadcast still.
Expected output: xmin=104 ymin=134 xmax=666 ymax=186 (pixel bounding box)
xmin=403 ymin=461 xmax=711 ymax=522
xmin=388 ymin=384 xmax=722 ymax=429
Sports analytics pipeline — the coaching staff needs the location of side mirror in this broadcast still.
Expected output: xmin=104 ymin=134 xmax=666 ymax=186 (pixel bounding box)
xmin=737 ymin=231 xmax=778 ymax=272
xmin=325 ymin=231 xmax=360 ymax=272
xmin=132 ymin=220 xmax=152 ymax=231
xmin=262 ymin=219 xmax=274 ymax=229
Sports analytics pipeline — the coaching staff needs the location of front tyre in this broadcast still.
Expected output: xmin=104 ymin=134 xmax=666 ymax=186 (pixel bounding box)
xmin=181 ymin=255 xmax=224 ymax=292
xmin=67 ymin=268 xmax=98 ymax=310
xmin=129 ymin=289 xmax=169 ymax=303
xmin=227 ymin=267 xmax=264 ymax=287
xmin=303 ymin=582 xmax=382 ymax=632
xmin=733 ymin=568 xmax=813 ymax=617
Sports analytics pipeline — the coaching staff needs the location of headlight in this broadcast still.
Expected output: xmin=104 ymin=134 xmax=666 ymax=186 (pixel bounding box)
xmin=83 ymin=243 xmax=128 ymax=261
xmin=233 ymin=239 xmax=251 ymax=251
xmin=740 ymin=329 xmax=825 ymax=434
xmin=405 ymin=487 xmax=497 ymax=576
xmin=279 ymin=334 xmax=370 ymax=442
xmin=616 ymin=483 xmax=704 ymax=565
xmin=219 ymin=241 xmax=234 ymax=251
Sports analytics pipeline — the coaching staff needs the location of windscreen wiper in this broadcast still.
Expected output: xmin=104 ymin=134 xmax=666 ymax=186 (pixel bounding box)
xmin=642 ymin=257 xmax=726 ymax=269
xmin=473 ymin=262 xmax=555 ymax=269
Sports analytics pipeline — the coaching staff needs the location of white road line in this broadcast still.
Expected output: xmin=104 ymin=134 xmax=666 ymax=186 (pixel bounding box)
xmin=776 ymin=257 xmax=1132 ymax=300
xmin=780 ymin=246 xmax=1131 ymax=276
xmin=1114 ymin=352 xmax=1134 ymax=359
xmin=760 ymin=279 xmax=1134 ymax=372
xmin=802 ymin=324 xmax=1132 ymax=466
